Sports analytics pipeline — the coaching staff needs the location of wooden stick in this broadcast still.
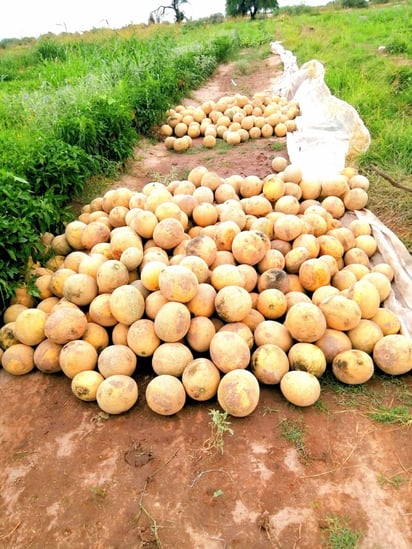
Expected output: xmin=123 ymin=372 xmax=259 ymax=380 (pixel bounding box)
xmin=371 ymin=164 xmax=412 ymax=194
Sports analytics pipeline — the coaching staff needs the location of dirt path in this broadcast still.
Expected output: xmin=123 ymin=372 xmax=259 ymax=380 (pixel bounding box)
xmin=0 ymin=51 xmax=411 ymax=549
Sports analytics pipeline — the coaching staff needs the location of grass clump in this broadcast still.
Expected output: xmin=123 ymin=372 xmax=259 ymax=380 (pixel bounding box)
xmin=321 ymin=514 xmax=363 ymax=549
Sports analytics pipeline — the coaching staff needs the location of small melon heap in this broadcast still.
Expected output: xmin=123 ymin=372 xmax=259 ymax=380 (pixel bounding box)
xmin=160 ymin=93 xmax=299 ymax=152
xmin=1 ymin=161 xmax=411 ymax=418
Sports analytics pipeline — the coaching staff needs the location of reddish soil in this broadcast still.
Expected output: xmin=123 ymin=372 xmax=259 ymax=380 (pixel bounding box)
xmin=1 ymin=52 xmax=411 ymax=549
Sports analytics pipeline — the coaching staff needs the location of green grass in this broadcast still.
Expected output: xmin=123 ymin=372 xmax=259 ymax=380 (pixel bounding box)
xmin=321 ymin=371 xmax=412 ymax=427
xmin=321 ymin=514 xmax=363 ymax=549
xmin=279 ymin=416 xmax=310 ymax=462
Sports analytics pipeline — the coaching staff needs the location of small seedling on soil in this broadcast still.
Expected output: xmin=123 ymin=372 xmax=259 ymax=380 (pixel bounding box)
xmin=203 ymin=409 xmax=234 ymax=455
xmin=378 ymin=472 xmax=406 ymax=489
xmin=90 ymin=486 xmax=108 ymax=503
xmin=279 ymin=417 xmax=310 ymax=463
xmin=320 ymin=514 xmax=363 ymax=549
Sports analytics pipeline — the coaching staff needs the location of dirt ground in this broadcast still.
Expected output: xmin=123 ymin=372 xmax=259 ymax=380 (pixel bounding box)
xmin=1 ymin=51 xmax=411 ymax=549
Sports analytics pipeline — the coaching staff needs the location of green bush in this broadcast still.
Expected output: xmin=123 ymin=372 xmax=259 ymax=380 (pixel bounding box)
xmin=0 ymin=171 xmax=70 ymax=309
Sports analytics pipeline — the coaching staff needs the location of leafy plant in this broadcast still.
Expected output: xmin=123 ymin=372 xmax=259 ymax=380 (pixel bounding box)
xmin=321 ymin=514 xmax=363 ymax=549
xmin=203 ymin=409 xmax=234 ymax=455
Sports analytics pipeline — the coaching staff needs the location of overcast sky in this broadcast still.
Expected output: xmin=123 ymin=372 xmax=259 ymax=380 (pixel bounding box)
xmin=0 ymin=0 xmax=326 ymax=40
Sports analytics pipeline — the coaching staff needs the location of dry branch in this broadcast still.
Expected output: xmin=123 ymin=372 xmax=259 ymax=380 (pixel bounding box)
xmin=371 ymin=164 xmax=412 ymax=194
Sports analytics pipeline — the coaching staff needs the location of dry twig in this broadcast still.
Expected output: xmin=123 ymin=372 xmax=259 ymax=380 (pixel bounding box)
xmin=371 ymin=164 xmax=412 ymax=194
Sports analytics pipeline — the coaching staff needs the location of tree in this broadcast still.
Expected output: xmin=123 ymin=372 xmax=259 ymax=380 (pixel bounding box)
xmin=226 ymin=0 xmax=279 ymax=20
xmin=151 ymin=0 xmax=190 ymax=23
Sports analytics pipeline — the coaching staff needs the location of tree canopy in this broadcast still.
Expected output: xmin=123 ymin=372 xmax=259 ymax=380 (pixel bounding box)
xmin=150 ymin=0 xmax=190 ymax=24
xmin=226 ymin=0 xmax=279 ymax=19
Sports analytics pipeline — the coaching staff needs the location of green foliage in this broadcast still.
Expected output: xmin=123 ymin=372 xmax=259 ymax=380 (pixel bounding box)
xmin=341 ymin=0 xmax=368 ymax=8
xmin=203 ymin=409 xmax=234 ymax=454
xmin=226 ymin=0 xmax=279 ymax=19
xmin=0 ymin=172 xmax=58 ymax=308
xmin=33 ymin=39 xmax=68 ymax=62
xmin=321 ymin=514 xmax=363 ymax=549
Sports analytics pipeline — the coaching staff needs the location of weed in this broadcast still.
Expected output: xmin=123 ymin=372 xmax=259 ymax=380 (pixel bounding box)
xmin=321 ymin=371 xmax=412 ymax=427
xmin=279 ymin=417 xmax=310 ymax=463
xmin=90 ymin=485 xmax=108 ymax=502
xmin=213 ymin=489 xmax=224 ymax=498
xmin=203 ymin=409 xmax=234 ymax=455
xmin=321 ymin=514 xmax=363 ymax=549
xmin=378 ymin=472 xmax=406 ymax=490
xmin=313 ymin=399 xmax=329 ymax=414
xmin=367 ymin=404 xmax=412 ymax=427
xmin=270 ymin=141 xmax=285 ymax=152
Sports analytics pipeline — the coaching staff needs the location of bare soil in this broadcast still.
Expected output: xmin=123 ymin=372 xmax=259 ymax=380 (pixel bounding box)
xmin=1 ymin=52 xmax=411 ymax=549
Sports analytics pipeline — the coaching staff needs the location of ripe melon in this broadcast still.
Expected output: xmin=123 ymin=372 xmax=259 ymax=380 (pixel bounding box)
xmin=209 ymin=331 xmax=251 ymax=373
xmin=14 ymin=308 xmax=47 ymax=346
xmin=154 ymin=302 xmax=191 ymax=343
xmin=158 ymin=265 xmax=199 ymax=303
xmin=217 ymin=369 xmax=260 ymax=417
xmin=288 ymin=343 xmax=327 ymax=378
xmin=182 ymin=358 xmax=221 ymax=401
xmin=332 ymin=349 xmax=374 ymax=384
xmin=1 ymin=343 xmax=35 ymax=376
xmin=152 ymin=342 xmax=194 ymax=377
xmin=109 ymin=285 xmax=145 ymax=325
xmin=59 ymin=340 xmax=98 ymax=379
xmin=145 ymin=375 xmax=186 ymax=415
xmin=96 ymin=374 xmax=139 ymax=414
xmin=214 ymin=285 xmax=252 ymax=323
xmin=373 ymin=334 xmax=412 ymax=375
xmin=251 ymin=344 xmax=289 ymax=384
xmin=44 ymin=307 xmax=88 ymax=344
xmin=97 ymin=344 xmax=137 ymax=378
xmin=71 ymin=370 xmax=105 ymax=401
xmin=284 ymin=302 xmax=327 ymax=343
xmin=280 ymin=370 xmax=321 ymax=407
xmin=33 ymin=339 xmax=62 ymax=374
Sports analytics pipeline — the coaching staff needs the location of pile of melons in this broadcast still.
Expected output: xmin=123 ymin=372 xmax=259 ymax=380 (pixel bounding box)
xmin=1 ymin=160 xmax=411 ymax=419
xmin=160 ymin=93 xmax=299 ymax=152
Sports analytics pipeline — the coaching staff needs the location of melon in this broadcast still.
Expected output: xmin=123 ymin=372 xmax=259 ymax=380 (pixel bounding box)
xmin=217 ymin=369 xmax=260 ymax=417
xmin=71 ymin=370 xmax=105 ymax=401
xmin=280 ymin=370 xmax=321 ymax=407
xmin=373 ymin=334 xmax=412 ymax=375
xmin=332 ymin=349 xmax=374 ymax=384
xmin=182 ymin=358 xmax=221 ymax=401
xmin=145 ymin=375 xmax=186 ymax=415
xmin=1 ymin=343 xmax=35 ymax=376
xmin=97 ymin=344 xmax=137 ymax=378
xmin=96 ymin=374 xmax=139 ymax=414
xmin=251 ymin=344 xmax=289 ymax=384
xmin=288 ymin=343 xmax=327 ymax=378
